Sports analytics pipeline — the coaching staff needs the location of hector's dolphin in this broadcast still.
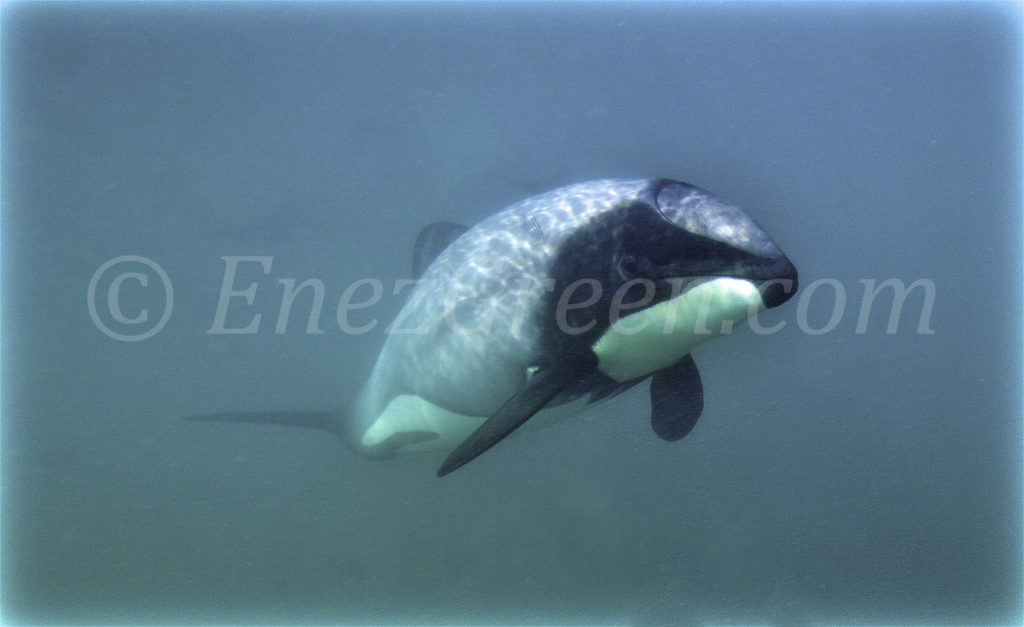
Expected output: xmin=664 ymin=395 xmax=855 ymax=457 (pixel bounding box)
xmin=189 ymin=178 xmax=798 ymax=476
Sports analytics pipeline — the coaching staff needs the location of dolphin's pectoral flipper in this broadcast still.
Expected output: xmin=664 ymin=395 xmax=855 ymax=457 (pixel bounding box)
xmin=649 ymin=354 xmax=704 ymax=441
xmin=587 ymin=378 xmax=644 ymax=404
xmin=187 ymin=410 xmax=341 ymax=436
xmin=436 ymin=364 xmax=579 ymax=477
xmin=412 ymin=221 xmax=468 ymax=279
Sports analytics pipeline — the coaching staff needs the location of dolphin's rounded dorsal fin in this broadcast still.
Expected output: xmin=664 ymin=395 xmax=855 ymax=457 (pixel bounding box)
xmin=412 ymin=221 xmax=467 ymax=279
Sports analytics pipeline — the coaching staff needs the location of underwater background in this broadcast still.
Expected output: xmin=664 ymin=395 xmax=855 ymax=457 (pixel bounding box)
xmin=2 ymin=2 xmax=1021 ymax=625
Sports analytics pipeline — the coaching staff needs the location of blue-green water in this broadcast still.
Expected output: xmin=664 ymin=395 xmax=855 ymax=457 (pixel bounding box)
xmin=2 ymin=2 xmax=1021 ymax=624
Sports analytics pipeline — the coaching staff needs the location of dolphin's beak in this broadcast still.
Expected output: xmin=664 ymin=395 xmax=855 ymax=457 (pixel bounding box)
xmin=653 ymin=180 xmax=799 ymax=310
xmin=760 ymin=256 xmax=798 ymax=309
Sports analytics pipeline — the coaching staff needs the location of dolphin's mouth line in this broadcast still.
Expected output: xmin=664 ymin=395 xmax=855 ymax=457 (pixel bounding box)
xmin=656 ymin=275 xmax=744 ymax=297
xmin=653 ymin=273 xmax=797 ymax=311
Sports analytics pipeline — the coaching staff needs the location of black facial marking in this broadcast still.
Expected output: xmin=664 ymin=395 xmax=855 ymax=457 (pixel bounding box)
xmin=535 ymin=200 xmax=786 ymax=365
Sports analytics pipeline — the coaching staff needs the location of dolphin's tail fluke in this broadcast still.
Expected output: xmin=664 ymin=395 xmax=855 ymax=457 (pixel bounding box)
xmin=187 ymin=410 xmax=342 ymax=436
xmin=186 ymin=409 xmax=439 ymax=460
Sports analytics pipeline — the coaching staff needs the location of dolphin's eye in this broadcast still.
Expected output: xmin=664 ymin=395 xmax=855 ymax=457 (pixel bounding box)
xmin=617 ymin=254 xmax=642 ymax=279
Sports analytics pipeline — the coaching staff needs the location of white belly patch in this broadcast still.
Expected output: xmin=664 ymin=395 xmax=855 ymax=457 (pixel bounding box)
xmin=360 ymin=391 xmax=590 ymax=456
xmin=361 ymin=394 xmax=482 ymax=454
xmin=592 ymin=277 xmax=764 ymax=382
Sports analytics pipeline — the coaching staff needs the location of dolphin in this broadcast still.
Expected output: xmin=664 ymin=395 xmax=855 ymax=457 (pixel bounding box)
xmin=189 ymin=178 xmax=798 ymax=476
